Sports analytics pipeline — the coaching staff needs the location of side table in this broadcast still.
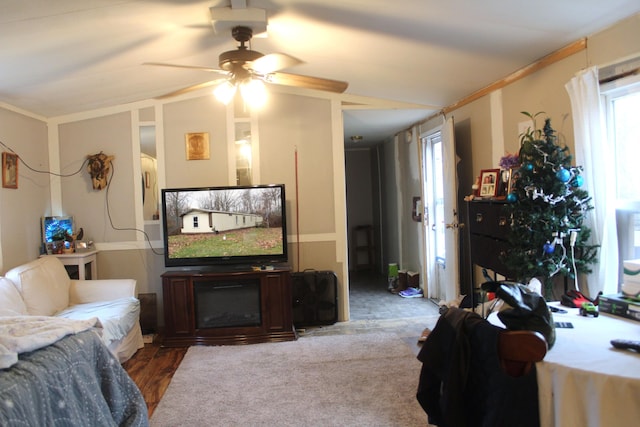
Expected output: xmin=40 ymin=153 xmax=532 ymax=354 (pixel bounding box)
xmin=40 ymin=250 xmax=98 ymax=280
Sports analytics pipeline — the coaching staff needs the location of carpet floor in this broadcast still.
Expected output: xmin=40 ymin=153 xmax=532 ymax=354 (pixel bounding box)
xmin=150 ymin=332 xmax=430 ymax=426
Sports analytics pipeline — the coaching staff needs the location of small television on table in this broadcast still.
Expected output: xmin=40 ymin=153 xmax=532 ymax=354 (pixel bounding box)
xmin=161 ymin=184 xmax=288 ymax=268
xmin=42 ymin=216 xmax=74 ymax=254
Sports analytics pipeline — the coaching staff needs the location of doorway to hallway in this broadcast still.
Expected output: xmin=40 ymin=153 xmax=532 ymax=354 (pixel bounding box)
xmin=345 ymin=144 xmax=438 ymax=321
xmin=348 ymin=270 xmax=440 ymax=321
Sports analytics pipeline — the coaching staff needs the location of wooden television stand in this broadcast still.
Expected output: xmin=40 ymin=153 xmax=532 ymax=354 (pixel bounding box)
xmin=161 ymin=267 xmax=296 ymax=347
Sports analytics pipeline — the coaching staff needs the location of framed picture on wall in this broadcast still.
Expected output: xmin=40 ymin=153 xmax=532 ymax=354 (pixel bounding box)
xmin=2 ymin=152 xmax=18 ymax=189
xmin=185 ymin=132 xmax=210 ymax=160
xmin=479 ymin=168 xmax=499 ymax=197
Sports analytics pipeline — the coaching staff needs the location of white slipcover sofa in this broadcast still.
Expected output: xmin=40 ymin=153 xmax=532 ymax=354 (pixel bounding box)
xmin=0 ymin=256 xmax=143 ymax=363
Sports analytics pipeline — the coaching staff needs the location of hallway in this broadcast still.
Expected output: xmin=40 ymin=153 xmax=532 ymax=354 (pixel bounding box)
xmin=297 ymin=271 xmax=440 ymax=355
xmin=348 ymin=271 xmax=440 ymax=320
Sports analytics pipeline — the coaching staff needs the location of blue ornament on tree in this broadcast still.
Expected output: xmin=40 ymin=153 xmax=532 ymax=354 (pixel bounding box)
xmin=524 ymin=163 xmax=534 ymax=171
xmin=556 ymin=168 xmax=571 ymax=182
xmin=506 ymin=192 xmax=517 ymax=203
xmin=543 ymin=241 xmax=555 ymax=254
xmin=572 ymin=175 xmax=584 ymax=187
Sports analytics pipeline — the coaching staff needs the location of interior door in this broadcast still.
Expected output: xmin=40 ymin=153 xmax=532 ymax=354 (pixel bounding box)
xmin=420 ymin=117 xmax=459 ymax=302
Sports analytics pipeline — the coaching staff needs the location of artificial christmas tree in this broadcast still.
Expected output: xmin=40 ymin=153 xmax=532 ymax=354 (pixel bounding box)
xmin=502 ymin=112 xmax=598 ymax=298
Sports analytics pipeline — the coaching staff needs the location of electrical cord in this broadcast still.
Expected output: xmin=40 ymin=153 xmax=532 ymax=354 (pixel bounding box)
xmin=104 ymin=162 xmax=164 ymax=256
xmin=570 ymin=230 xmax=580 ymax=292
xmin=1 ymin=139 xmax=89 ymax=177
xmin=570 ymin=245 xmax=579 ymax=293
xmin=1 ymin=138 xmax=163 ymax=256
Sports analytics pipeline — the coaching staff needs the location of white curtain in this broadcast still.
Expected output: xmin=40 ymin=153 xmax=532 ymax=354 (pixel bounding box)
xmin=565 ymin=67 xmax=618 ymax=296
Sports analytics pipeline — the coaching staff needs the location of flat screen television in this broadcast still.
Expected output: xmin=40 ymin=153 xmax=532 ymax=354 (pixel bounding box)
xmin=161 ymin=184 xmax=288 ymax=268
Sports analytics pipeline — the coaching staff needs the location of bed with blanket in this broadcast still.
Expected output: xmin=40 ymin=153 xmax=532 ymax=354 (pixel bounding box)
xmin=0 ymin=316 xmax=148 ymax=426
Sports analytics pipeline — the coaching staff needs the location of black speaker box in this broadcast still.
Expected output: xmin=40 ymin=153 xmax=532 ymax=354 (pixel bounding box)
xmin=291 ymin=270 xmax=338 ymax=327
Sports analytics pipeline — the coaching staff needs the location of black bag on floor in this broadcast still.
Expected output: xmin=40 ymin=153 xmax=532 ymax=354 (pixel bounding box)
xmin=291 ymin=270 xmax=338 ymax=327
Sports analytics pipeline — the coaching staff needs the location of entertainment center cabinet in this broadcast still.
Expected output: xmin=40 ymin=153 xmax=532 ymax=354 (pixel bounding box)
xmin=161 ymin=267 xmax=297 ymax=346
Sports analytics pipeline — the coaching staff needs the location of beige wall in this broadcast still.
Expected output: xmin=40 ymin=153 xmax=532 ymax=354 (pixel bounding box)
xmin=587 ymin=14 xmax=640 ymax=67
xmin=64 ymin=91 xmax=343 ymax=325
xmin=258 ymin=94 xmax=345 ymax=316
xmin=0 ymin=89 xmax=345 ymax=326
xmin=163 ymin=97 xmax=229 ymax=188
xmin=0 ymin=108 xmax=49 ymax=272
xmin=457 ymin=12 xmax=639 ymax=187
xmin=259 ymin=93 xmax=337 ymax=235
xmin=58 ymin=113 xmax=137 ymax=243
xmin=0 ymin=13 xmax=637 ymax=325
xmin=392 ymin=13 xmax=639 ymax=293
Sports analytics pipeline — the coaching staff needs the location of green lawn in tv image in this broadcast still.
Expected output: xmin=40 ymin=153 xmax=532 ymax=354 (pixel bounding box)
xmin=167 ymin=227 xmax=283 ymax=258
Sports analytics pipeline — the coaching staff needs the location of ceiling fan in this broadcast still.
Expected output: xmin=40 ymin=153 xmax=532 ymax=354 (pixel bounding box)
xmin=145 ymin=26 xmax=348 ymax=105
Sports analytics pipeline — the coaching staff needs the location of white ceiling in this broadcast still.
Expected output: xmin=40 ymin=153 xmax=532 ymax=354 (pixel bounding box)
xmin=1 ymin=1 xmax=639 ymax=147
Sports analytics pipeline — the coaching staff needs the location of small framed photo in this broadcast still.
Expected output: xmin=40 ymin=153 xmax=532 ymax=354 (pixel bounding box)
xmin=185 ymin=132 xmax=210 ymax=160
xmin=479 ymin=168 xmax=500 ymax=197
xmin=2 ymin=152 xmax=18 ymax=189
xmin=75 ymin=240 xmax=89 ymax=252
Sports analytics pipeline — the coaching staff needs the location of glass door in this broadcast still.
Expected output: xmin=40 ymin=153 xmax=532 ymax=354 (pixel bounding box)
xmin=420 ymin=117 xmax=459 ymax=302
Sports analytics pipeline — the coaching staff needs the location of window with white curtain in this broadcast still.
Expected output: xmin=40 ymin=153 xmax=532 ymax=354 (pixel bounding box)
xmin=602 ymin=76 xmax=640 ymax=266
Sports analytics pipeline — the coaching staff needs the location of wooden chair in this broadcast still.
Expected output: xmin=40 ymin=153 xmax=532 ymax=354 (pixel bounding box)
xmin=498 ymin=330 xmax=548 ymax=377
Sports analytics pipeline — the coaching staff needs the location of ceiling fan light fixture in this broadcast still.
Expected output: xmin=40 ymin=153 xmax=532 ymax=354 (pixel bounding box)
xmin=149 ymin=23 xmax=348 ymax=104
xmin=213 ymin=80 xmax=236 ymax=104
xmin=240 ymin=78 xmax=267 ymax=108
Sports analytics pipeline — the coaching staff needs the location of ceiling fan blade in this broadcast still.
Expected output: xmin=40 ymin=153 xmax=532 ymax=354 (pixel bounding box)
xmin=251 ymin=53 xmax=303 ymax=74
xmin=266 ymin=72 xmax=348 ymax=93
xmin=143 ymin=62 xmax=228 ymax=75
xmin=154 ymin=79 xmax=227 ymax=99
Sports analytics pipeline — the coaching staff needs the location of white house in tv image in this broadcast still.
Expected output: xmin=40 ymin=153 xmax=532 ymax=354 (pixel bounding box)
xmin=180 ymin=208 xmax=264 ymax=234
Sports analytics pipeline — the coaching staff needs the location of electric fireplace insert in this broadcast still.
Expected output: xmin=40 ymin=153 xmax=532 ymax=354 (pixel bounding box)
xmin=194 ymin=279 xmax=261 ymax=329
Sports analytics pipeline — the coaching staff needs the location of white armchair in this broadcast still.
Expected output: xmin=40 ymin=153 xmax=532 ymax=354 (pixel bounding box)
xmin=1 ymin=256 xmax=143 ymax=362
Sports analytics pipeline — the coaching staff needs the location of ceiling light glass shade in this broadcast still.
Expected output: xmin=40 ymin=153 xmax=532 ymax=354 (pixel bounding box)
xmin=240 ymin=79 xmax=267 ymax=108
xmin=213 ymin=81 xmax=236 ymax=105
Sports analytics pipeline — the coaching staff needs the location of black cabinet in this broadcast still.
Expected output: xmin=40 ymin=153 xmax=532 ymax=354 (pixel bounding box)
xmin=467 ymin=200 xmax=513 ymax=288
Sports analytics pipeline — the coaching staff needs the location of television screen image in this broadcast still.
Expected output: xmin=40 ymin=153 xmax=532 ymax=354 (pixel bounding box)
xmin=161 ymin=184 xmax=287 ymax=268
xmin=42 ymin=216 xmax=74 ymax=243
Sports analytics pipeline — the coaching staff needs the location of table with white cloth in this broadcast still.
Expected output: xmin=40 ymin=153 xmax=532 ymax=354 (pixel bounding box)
xmin=491 ymin=303 xmax=640 ymax=427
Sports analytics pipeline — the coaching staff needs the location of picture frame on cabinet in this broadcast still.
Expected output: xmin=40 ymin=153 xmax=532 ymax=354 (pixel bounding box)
xmin=479 ymin=168 xmax=499 ymax=197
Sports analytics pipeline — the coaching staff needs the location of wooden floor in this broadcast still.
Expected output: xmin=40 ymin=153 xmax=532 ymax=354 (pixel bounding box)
xmin=122 ymin=341 xmax=188 ymax=419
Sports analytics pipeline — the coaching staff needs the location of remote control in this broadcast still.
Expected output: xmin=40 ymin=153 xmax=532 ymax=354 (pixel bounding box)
xmin=610 ymin=339 xmax=640 ymax=352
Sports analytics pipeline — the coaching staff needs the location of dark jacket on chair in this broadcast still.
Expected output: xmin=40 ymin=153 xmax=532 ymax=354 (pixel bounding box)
xmin=416 ymin=307 xmax=540 ymax=427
